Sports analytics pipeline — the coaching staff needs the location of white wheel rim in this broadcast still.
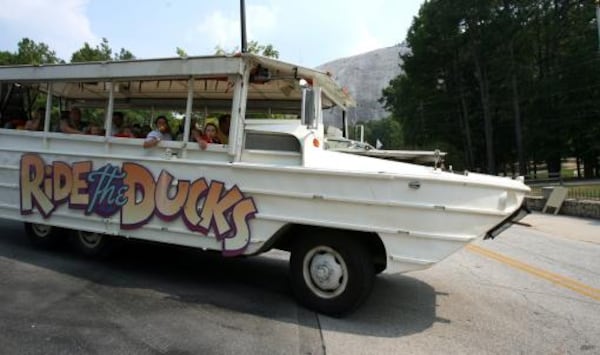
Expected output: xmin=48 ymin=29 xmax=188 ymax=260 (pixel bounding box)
xmin=31 ymin=224 xmax=51 ymax=238
xmin=302 ymin=245 xmax=348 ymax=299
xmin=78 ymin=231 xmax=103 ymax=249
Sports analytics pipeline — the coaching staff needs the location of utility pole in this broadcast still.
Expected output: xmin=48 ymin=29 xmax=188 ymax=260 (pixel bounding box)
xmin=240 ymin=0 xmax=248 ymax=53
xmin=597 ymin=0 xmax=600 ymax=52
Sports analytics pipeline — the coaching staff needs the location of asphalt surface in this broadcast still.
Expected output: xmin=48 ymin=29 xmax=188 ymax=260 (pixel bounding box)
xmin=0 ymin=213 xmax=598 ymax=354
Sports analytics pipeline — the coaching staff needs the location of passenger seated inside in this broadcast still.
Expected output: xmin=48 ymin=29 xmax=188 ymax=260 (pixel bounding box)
xmin=130 ymin=123 xmax=143 ymax=138
xmin=24 ymin=108 xmax=46 ymax=131
xmin=216 ymin=114 xmax=230 ymax=144
xmin=60 ymin=107 xmax=87 ymax=134
xmin=111 ymin=111 xmax=133 ymax=137
xmin=202 ymin=122 xmax=221 ymax=144
xmin=190 ymin=120 xmax=221 ymax=150
xmin=140 ymin=124 xmax=152 ymax=138
xmin=190 ymin=121 xmax=207 ymax=150
xmin=143 ymin=115 xmax=172 ymax=148
xmin=3 ymin=117 xmax=26 ymax=129
xmin=174 ymin=121 xmax=186 ymax=141
xmin=88 ymin=125 xmax=104 ymax=136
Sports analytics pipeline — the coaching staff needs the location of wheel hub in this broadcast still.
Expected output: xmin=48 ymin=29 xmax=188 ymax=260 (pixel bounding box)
xmin=79 ymin=231 xmax=102 ymax=248
xmin=309 ymin=252 xmax=343 ymax=291
xmin=32 ymin=224 xmax=51 ymax=238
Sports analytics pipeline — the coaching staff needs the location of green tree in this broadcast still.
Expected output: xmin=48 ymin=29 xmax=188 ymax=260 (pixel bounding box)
xmin=15 ymin=38 xmax=60 ymax=64
xmin=0 ymin=38 xmax=60 ymax=65
xmin=115 ymin=48 xmax=135 ymax=60
xmin=381 ymin=0 xmax=600 ymax=177
xmin=0 ymin=51 xmax=14 ymax=65
xmin=71 ymin=38 xmax=135 ymax=62
xmin=215 ymin=40 xmax=279 ymax=58
xmin=176 ymin=47 xmax=188 ymax=57
xmin=0 ymin=38 xmax=61 ymax=120
xmin=359 ymin=118 xmax=404 ymax=149
xmin=248 ymin=41 xmax=279 ymax=58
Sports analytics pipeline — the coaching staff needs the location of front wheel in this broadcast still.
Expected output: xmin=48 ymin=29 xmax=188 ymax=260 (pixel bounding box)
xmin=71 ymin=230 xmax=116 ymax=258
xmin=24 ymin=222 xmax=63 ymax=249
xmin=290 ymin=233 xmax=374 ymax=316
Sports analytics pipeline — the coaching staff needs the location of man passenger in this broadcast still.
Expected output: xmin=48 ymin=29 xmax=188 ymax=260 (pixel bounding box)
xmin=24 ymin=108 xmax=46 ymax=131
xmin=111 ymin=111 xmax=133 ymax=137
xmin=111 ymin=111 xmax=124 ymax=135
xmin=60 ymin=107 xmax=86 ymax=134
xmin=216 ymin=114 xmax=230 ymax=144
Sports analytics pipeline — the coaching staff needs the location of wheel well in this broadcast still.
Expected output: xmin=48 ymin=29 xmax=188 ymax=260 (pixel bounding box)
xmin=264 ymin=224 xmax=387 ymax=273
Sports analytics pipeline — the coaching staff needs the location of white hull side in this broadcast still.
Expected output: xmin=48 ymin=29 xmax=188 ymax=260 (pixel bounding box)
xmin=0 ymin=132 xmax=527 ymax=273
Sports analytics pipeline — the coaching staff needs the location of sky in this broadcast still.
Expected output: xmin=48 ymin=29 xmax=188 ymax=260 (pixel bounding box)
xmin=0 ymin=0 xmax=423 ymax=67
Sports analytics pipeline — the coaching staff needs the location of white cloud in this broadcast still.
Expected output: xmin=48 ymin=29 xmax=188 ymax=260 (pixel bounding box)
xmin=196 ymin=10 xmax=239 ymax=50
xmin=349 ymin=23 xmax=384 ymax=56
xmin=247 ymin=4 xmax=277 ymax=35
xmin=196 ymin=4 xmax=277 ymax=52
xmin=0 ymin=0 xmax=97 ymax=60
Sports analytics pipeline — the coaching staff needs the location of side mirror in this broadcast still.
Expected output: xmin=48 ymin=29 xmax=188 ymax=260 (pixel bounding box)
xmin=301 ymin=87 xmax=320 ymax=129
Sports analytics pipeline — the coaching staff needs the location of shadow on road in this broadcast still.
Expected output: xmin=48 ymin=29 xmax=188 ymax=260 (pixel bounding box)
xmin=0 ymin=219 xmax=440 ymax=338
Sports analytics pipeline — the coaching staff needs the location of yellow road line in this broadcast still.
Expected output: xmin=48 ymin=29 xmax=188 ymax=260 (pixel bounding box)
xmin=466 ymin=244 xmax=600 ymax=302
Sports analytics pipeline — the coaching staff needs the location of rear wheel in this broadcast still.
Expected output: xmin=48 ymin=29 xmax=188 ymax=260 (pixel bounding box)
xmin=71 ymin=230 xmax=116 ymax=258
xmin=290 ymin=232 xmax=374 ymax=316
xmin=24 ymin=222 xmax=63 ymax=249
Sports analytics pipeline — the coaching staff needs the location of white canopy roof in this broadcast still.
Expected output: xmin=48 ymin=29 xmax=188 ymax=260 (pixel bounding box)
xmin=0 ymin=54 xmax=355 ymax=110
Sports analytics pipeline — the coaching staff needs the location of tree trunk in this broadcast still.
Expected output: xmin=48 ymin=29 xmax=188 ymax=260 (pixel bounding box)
xmin=453 ymin=56 xmax=474 ymax=169
xmin=547 ymin=156 xmax=561 ymax=180
xmin=473 ymin=51 xmax=495 ymax=174
xmin=509 ymin=42 xmax=526 ymax=176
xmin=459 ymin=90 xmax=474 ymax=169
xmin=583 ymin=155 xmax=595 ymax=178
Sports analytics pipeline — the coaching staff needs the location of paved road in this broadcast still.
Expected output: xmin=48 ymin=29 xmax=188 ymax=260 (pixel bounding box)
xmin=0 ymin=213 xmax=598 ymax=354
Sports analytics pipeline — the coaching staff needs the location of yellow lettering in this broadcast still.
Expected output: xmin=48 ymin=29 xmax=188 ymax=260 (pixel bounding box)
xmin=222 ymin=198 xmax=257 ymax=256
xmin=52 ymin=161 xmax=73 ymax=203
xmin=20 ymin=154 xmax=54 ymax=216
xmin=121 ymin=163 xmax=156 ymax=229
xmin=199 ymin=182 xmax=243 ymax=237
xmin=182 ymin=178 xmax=208 ymax=231
xmin=70 ymin=161 xmax=91 ymax=207
xmin=155 ymin=170 xmax=189 ymax=220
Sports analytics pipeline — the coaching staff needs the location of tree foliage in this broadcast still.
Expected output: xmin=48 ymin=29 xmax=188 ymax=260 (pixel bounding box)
xmin=215 ymin=40 xmax=279 ymax=58
xmin=71 ymin=38 xmax=135 ymax=62
xmin=381 ymin=0 xmax=600 ymax=177
xmin=356 ymin=118 xmax=404 ymax=150
xmin=176 ymin=47 xmax=188 ymax=58
xmin=0 ymin=38 xmax=60 ymax=65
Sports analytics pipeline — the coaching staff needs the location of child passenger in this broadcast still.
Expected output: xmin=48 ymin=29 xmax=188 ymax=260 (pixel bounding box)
xmin=191 ymin=122 xmax=221 ymax=150
xmin=202 ymin=122 xmax=221 ymax=144
xmin=143 ymin=115 xmax=172 ymax=148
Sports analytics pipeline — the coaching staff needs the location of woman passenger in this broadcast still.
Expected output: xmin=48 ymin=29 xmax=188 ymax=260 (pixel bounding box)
xmin=202 ymin=122 xmax=221 ymax=144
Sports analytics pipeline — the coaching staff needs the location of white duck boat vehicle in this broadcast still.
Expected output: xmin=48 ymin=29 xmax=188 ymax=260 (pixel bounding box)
xmin=0 ymin=54 xmax=529 ymax=315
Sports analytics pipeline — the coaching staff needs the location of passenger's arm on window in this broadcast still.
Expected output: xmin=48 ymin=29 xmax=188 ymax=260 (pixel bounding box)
xmin=60 ymin=120 xmax=82 ymax=134
xmin=191 ymin=129 xmax=208 ymax=150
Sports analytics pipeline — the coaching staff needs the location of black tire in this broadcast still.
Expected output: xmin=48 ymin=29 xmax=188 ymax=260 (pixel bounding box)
xmin=290 ymin=232 xmax=374 ymax=316
xmin=24 ymin=222 xmax=64 ymax=249
xmin=70 ymin=230 xmax=116 ymax=258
